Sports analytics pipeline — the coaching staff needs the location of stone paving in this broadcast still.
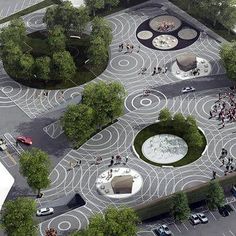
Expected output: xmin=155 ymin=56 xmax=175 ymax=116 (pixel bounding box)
xmin=0 ymin=0 xmax=235 ymax=235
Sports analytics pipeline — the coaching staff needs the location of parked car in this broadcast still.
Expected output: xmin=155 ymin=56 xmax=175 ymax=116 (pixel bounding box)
xmin=197 ymin=213 xmax=208 ymax=223
xmin=189 ymin=214 xmax=201 ymax=225
xmin=0 ymin=138 xmax=7 ymax=151
xmin=218 ymin=205 xmax=230 ymax=217
xmin=181 ymin=86 xmax=196 ymax=94
xmin=161 ymin=224 xmax=172 ymax=235
xmin=36 ymin=207 xmax=54 ymax=216
xmin=231 ymin=185 xmax=236 ymax=197
xmin=16 ymin=136 xmax=32 ymax=145
xmin=153 ymin=225 xmax=172 ymax=236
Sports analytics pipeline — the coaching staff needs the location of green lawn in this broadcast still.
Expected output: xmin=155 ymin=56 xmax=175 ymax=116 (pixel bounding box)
xmin=0 ymin=0 xmax=61 ymax=25
xmin=133 ymin=122 xmax=206 ymax=167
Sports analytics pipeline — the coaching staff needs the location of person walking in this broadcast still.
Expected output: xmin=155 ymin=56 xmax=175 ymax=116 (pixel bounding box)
xmin=123 ymin=156 xmax=128 ymax=165
xmin=212 ymin=170 xmax=216 ymax=180
xmin=108 ymin=156 xmax=114 ymax=167
xmin=152 ymin=67 xmax=156 ymax=76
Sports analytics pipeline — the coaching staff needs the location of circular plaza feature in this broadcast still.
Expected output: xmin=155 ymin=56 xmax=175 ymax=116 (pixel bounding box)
xmin=96 ymin=168 xmax=143 ymax=199
xmin=152 ymin=35 xmax=178 ymax=50
xmin=142 ymin=134 xmax=188 ymax=164
xmin=137 ymin=30 xmax=153 ymax=40
xmin=178 ymin=28 xmax=198 ymax=40
xmin=149 ymin=15 xmax=182 ymax=32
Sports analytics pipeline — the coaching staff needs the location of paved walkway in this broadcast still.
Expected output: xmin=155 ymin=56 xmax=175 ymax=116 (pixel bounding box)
xmin=0 ymin=0 xmax=235 ymax=235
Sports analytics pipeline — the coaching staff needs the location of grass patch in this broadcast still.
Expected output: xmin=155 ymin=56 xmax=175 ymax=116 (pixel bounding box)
xmin=135 ymin=173 xmax=236 ymax=221
xmin=133 ymin=121 xmax=206 ymax=167
xmin=0 ymin=0 xmax=61 ymax=25
xmin=169 ymin=0 xmax=236 ymax=41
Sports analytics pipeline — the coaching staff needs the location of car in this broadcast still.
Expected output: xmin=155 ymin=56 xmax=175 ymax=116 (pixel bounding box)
xmin=189 ymin=214 xmax=201 ymax=225
xmin=0 ymin=138 xmax=7 ymax=151
xmin=153 ymin=225 xmax=172 ymax=236
xmin=181 ymin=86 xmax=196 ymax=94
xmin=197 ymin=213 xmax=208 ymax=223
xmin=36 ymin=207 xmax=54 ymax=216
xmin=16 ymin=136 xmax=32 ymax=145
xmin=231 ymin=185 xmax=236 ymax=197
xmin=161 ymin=224 xmax=172 ymax=235
xmin=218 ymin=205 xmax=230 ymax=217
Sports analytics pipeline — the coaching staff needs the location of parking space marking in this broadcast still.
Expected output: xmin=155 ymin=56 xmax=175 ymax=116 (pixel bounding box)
xmin=4 ymin=133 xmax=24 ymax=155
xmin=4 ymin=149 xmax=16 ymax=165
xmin=173 ymin=223 xmax=181 ymax=233
xmin=229 ymin=230 xmax=236 ymax=236
xmin=182 ymin=222 xmax=189 ymax=231
xmin=209 ymin=211 xmax=217 ymax=220
xmin=1 ymin=156 xmax=16 ymax=168
xmin=229 ymin=203 xmax=236 ymax=212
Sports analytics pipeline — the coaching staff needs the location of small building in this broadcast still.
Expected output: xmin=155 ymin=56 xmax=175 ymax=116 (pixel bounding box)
xmin=176 ymin=53 xmax=197 ymax=72
xmin=111 ymin=175 xmax=133 ymax=194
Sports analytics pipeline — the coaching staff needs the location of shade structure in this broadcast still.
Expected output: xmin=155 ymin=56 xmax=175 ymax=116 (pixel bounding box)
xmin=111 ymin=175 xmax=133 ymax=194
xmin=176 ymin=53 xmax=197 ymax=72
xmin=0 ymin=162 xmax=14 ymax=210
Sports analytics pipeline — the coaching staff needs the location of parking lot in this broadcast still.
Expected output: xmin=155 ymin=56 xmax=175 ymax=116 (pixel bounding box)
xmin=138 ymin=201 xmax=236 ymax=236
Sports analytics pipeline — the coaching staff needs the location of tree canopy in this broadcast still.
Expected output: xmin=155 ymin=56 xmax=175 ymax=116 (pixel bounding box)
xmin=171 ymin=192 xmax=190 ymax=221
xmin=207 ymin=180 xmax=225 ymax=210
xmin=43 ymin=1 xmax=90 ymax=35
xmin=220 ymin=41 xmax=236 ymax=81
xmin=158 ymin=108 xmax=172 ymax=122
xmin=34 ymin=56 xmax=51 ymax=81
xmin=48 ymin=25 xmax=66 ymax=52
xmin=70 ymin=206 xmax=139 ymax=236
xmin=1 ymin=197 xmax=37 ymax=236
xmin=61 ymin=104 xmax=96 ymax=146
xmin=52 ymin=51 xmax=76 ymax=81
xmin=83 ymin=81 xmax=126 ymax=128
xmin=19 ymin=148 xmax=51 ymax=196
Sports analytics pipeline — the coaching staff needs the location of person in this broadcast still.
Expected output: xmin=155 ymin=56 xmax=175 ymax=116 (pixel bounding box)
xmin=106 ymin=169 xmax=113 ymax=180
xmin=139 ymin=67 xmax=147 ymax=75
xmin=137 ymin=45 xmax=140 ymax=53
xmin=75 ymin=160 xmax=82 ymax=167
xmin=212 ymin=170 xmax=216 ymax=180
xmin=123 ymin=156 xmax=128 ymax=165
xmin=108 ymin=156 xmax=114 ymax=167
xmin=95 ymin=157 xmax=102 ymax=165
xmin=115 ymin=155 xmax=121 ymax=165
xmin=152 ymin=67 xmax=156 ymax=76
xmin=16 ymin=139 xmax=19 ymax=147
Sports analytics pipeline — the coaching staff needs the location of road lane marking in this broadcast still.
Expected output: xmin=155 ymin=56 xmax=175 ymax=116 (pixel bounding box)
xmin=4 ymin=150 xmax=16 ymax=165
xmin=174 ymin=223 xmax=181 ymax=233
xmin=229 ymin=230 xmax=235 ymax=236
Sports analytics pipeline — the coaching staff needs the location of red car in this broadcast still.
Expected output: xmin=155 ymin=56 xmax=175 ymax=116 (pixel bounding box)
xmin=16 ymin=136 xmax=32 ymax=145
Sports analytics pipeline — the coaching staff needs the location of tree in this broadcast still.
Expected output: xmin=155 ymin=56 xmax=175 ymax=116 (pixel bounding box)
xmin=207 ymin=180 xmax=225 ymax=210
xmin=0 ymin=18 xmax=26 ymax=46
xmin=34 ymin=56 xmax=51 ymax=81
xmin=1 ymin=197 xmax=37 ymax=236
xmin=18 ymin=54 xmax=34 ymax=78
xmin=84 ymin=0 xmax=105 ymax=16
xmin=48 ymin=26 xmax=66 ymax=52
xmin=61 ymin=104 xmax=96 ymax=146
xmin=91 ymin=17 xmax=112 ymax=48
xmin=184 ymin=131 xmax=203 ymax=148
xmin=171 ymin=192 xmax=190 ymax=221
xmin=70 ymin=207 xmax=139 ymax=236
xmin=52 ymin=51 xmax=76 ymax=81
xmin=158 ymin=108 xmax=172 ymax=122
xmin=218 ymin=5 xmax=236 ymax=33
xmin=186 ymin=115 xmax=197 ymax=128
xmin=19 ymin=148 xmax=51 ymax=197
xmin=173 ymin=113 xmax=186 ymax=134
xmin=83 ymin=81 xmax=126 ymax=128
xmin=88 ymin=36 xmax=108 ymax=66
xmin=220 ymin=41 xmax=236 ymax=81
xmin=105 ymin=0 xmax=119 ymax=10
xmin=43 ymin=2 xmax=89 ymax=35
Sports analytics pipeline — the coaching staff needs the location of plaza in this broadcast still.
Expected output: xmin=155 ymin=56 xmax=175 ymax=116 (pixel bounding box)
xmin=0 ymin=0 xmax=235 ymax=235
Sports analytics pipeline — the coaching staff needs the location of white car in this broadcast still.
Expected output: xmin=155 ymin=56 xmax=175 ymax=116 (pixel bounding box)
xmin=197 ymin=213 xmax=208 ymax=223
xmin=36 ymin=207 xmax=54 ymax=216
xmin=0 ymin=138 xmax=7 ymax=151
xmin=181 ymin=86 xmax=196 ymax=94
xmin=189 ymin=214 xmax=201 ymax=225
xmin=161 ymin=224 xmax=172 ymax=235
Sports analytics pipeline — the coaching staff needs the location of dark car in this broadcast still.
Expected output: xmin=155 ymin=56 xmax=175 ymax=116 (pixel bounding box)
xmin=218 ymin=205 xmax=230 ymax=217
xmin=231 ymin=185 xmax=236 ymax=197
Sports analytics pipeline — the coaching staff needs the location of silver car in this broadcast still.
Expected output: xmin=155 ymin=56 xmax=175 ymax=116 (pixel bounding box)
xmin=36 ymin=207 xmax=54 ymax=216
xmin=189 ymin=214 xmax=201 ymax=225
xmin=197 ymin=213 xmax=208 ymax=223
xmin=161 ymin=224 xmax=172 ymax=235
xmin=181 ymin=86 xmax=196 ymax=94
xmin=0 ymin=138 xmax=7 ymax=151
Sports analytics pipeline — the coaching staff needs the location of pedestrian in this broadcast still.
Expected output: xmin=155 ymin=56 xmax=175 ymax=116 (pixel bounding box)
xmin=209 ymin=110 xmax=213 ymax=119
xmin=226 ymin=165 xmax=230 ymax=172
xmin=152 ymin=67 xmax=156 ymax=76
xmin=212 ymin=170 xmax=216 ymax=180
xmin=108 ymin=156 xmax=114 ymax=167
xmin=130 ymin=45 xmax=134 ymax=53
xmin=16 ymin=140 xmax=19 ymax=147
xmin=75 ymin=160 xmax=82 ymax=167
xmin=95 ymin=156 xmax=102 ymax=165
xmin=106 ymin=169 xmax=113 ymax=180
xmin=123 ymin=156 xmax=128 ymax=165
xmin=115 ymin=155 xmax=121 ymax=165
xmin=220 ymin=159 xmax=224 ymax=167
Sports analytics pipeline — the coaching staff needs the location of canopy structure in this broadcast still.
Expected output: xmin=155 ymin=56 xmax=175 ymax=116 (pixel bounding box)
xmin=0 ymin=162 xmax=14 ymax=210
xmin=176 ymin=53 xmax=197 ymax=72
xmin=111 ymin=175 xmax=133 ymax=194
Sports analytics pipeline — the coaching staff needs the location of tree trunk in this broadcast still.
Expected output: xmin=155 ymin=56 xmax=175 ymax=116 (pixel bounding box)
xmin=37 ymin=189 xmax=41 ymax=197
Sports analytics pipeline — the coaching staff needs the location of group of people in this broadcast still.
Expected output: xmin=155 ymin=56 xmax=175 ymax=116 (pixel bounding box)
xmin=118 ymin=43 xmax=140 ymax=53
xmin=209 ymin=91 xmax=236 ymax=129
xmin=219 ymin=148 xmax=235 ymax=176
xmin=191 ymin=68 xmax=200 ymax=76
xmin=108 ymin=155 xmax=128 ymax=167
xmin=157 ymin=21 xmax=175 ymax=32
xmin=139 ymin=66 xmax=168 ymax=75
